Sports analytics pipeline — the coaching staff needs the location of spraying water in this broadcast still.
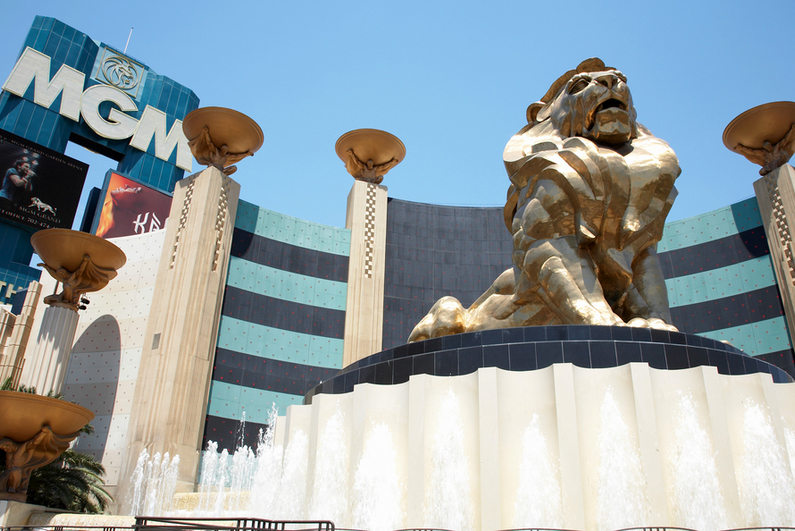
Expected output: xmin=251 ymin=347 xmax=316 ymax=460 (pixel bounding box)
xmin=667 ymin=392 xmax=728 ymax=531
xmin=423 ymin=389 xmax=473 ymax=531
xmin=273 ymin=430 xmax=309 ymax=518
xmin=351 ymin=423 xmax=404 ymax=531
xmin=197 ymin=441 xmax=219 ymax=513
xmin=738 ymin=402 xmax=795 ymax=526
xmin=596 ymin=389 xmax=650 ymax=531
xmin=178 ymin=407 xmax=305 ymax=518
xmin=784 ymin=425 xmax=795 ymax=479
xmin=125 ymin=381 xmax=795 ymax=530
xmin=129 ymin=449 xmax=180 ymax=516
xmin=308 ymin=406 xmax=350 ymax=524
xmin=514 ymin=413 xmax=563 ymax=529
xmin=247 ymin=409 xmax=283 ymax=517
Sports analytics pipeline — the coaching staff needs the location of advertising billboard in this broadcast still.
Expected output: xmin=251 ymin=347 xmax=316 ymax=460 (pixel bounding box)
xmin=0 ymin=129 xmax=88 ymax=231
xmin=95 ymin=171 xmax=173 ymax=238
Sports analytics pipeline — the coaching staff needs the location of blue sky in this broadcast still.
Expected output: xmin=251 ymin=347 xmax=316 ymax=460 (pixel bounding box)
xmin=3 ymin=0 xmax=794 ymax=229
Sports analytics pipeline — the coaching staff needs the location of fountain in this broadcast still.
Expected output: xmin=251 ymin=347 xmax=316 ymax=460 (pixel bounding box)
xmin=595 ymin=389 xmax=650 ymax=531
xmin=665 ymin=393 xmax=728 ymax=531
xmin=128 ymin=449 xmax=180 ymax=517
xmin=514 ymin=414 xmax=563 ymax=529
xmin=423 ymin=390 xmax=473 ymax=531
xmin=307 ymin=407 xmax=349 ymax=524
xmin=171 ymin=358 xmax=795 ymax=531
xmin=737 ymin=402 xmax=795 ymax=525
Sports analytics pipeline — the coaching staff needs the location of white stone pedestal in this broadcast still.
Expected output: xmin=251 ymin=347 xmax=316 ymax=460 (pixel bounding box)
xmin=0 ymin=500 xmax=48 ymax=527
xmin=22 ymin=304 xmax=79 ymax=394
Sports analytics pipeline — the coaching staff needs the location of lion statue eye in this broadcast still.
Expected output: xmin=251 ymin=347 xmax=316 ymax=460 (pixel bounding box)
xmin=568 ymin=77 xmax=590 ymax=95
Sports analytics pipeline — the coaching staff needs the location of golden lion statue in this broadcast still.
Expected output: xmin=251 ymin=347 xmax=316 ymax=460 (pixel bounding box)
xmin=409 ymin=58 xmax=680 ymax=342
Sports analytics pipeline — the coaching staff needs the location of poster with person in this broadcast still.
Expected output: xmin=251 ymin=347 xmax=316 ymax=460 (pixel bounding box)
xmin=95 ymin=171 xmax=173 ymax=238
xmin=0 ymin=129 xmax=88 ymax=231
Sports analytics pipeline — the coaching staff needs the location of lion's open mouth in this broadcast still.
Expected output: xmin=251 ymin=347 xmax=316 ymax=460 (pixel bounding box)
xmin=586 ymin=98 xmax=628 ymax=130
xmin=596 ymin=99 xmax=626 ymax=112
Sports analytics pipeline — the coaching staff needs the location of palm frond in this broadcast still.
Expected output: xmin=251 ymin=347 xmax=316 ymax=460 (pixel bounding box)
xmin=25 ymin=449 xmax=113 ymax=513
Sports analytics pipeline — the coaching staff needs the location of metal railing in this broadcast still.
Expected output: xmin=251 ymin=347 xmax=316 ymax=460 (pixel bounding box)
xmin=2 ymin=527 xmax=129 ymax=531
xmin=3 ymin=524 xmax=793 ymax=531
xmin=134 ymin=517 xmax=335 ymax=531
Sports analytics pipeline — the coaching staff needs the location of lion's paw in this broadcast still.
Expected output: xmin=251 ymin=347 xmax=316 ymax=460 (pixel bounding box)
xmin=627 ymin=317 xmax=678 ymax=332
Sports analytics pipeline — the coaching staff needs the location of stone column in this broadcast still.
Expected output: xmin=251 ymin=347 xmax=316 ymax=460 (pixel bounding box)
xmin=22 ymin=303 xmax=78 ymax=394
xmin=0 ymin=282 xmax=42 ymax=388
xmin=118 ymin=166 xmax=239 ymax=507
xmin=343 ymin=180 xmax=388 ymax=367
xmin=754 ymin=164 xmax=795 ymax=339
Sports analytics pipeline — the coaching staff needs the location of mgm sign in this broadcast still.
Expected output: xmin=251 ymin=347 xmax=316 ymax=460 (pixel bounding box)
xmin=0 ymin=16 xmax=200 ymax=193
xmin=0 ymin=16 xmax=200 ymax=304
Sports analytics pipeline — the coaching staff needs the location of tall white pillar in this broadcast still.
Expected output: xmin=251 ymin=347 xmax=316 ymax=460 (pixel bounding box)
xmin=23 ymin=304 xmax=79 ymax=394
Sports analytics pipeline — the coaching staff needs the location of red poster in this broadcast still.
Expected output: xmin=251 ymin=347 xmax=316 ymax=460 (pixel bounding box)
xmin=96 ymin=173 xmax=172 ymax=238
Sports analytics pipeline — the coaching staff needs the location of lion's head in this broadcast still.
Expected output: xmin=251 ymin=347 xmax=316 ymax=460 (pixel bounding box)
xmin=512 ymin=58 xmax=639 ymax=153
xmin=503 ymin=58 xmax=678 ymax=233
xmin=541 ymin=70 xmax=636 ymax=147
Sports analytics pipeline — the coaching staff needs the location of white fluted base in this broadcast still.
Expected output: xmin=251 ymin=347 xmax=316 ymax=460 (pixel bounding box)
xmin=262 ymin=363 xmax=795 ymax=531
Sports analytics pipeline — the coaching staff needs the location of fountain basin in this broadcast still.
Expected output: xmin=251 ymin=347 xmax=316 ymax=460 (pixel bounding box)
xmin=305 ymin=325 xmax=792 ymax=403
xmin=0 ymin=391 xmax=94 ymax=442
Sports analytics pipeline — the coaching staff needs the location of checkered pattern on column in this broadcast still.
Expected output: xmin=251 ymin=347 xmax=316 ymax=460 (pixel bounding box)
xmin=364 ymin=183 xmax=377 ymax=278
xmin=170 ymin=176 xmax=196 ymax=269
xmin=765 ymin=173 xmax=795 ymax=285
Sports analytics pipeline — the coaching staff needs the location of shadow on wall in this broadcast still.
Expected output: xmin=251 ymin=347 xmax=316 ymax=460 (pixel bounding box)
xmin=65 ymin=314 xmax=122 ymax=462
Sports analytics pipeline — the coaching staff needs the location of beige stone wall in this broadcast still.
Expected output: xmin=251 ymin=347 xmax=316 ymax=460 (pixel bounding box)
xmin=0 ymin=282 xmax=40 ymax=387
xmin=754 ymin=164 xmax=795 ymax=343
xmin=64 ymin=229 xmax=164 ymax=489
xmin=342 ymin=180 xmax=388 ymax=367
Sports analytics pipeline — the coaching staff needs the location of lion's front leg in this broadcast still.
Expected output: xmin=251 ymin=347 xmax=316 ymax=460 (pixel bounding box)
xmin=620 ymin=247 xmax=678 ymax=331
xmin=524 ymin=237 xmax=625 ymax=326
xmin=407 ymin=296 xmax=467 ymax=342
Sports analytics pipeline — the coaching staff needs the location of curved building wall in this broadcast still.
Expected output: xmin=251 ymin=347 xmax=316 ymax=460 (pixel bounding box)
xmin=658 ymin=197 xmax=795 ymax=376
xmin=381 ymin=199 xmax=514 ymax=350
xmin=203 ymin=200 xmax=350 ymax=452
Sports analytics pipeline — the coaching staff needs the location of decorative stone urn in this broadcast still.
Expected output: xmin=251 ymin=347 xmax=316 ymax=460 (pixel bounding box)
xmin=24 ymin=229 xmax=126 ymax=395
xmin=335 ymin=128 xmax=405 ymax=184
xmin=182 ymin=106 xmax=264 ymax=176
xmin=0 ymin=391 xmax=94 ymax=502
xmin=30 ymin=228 xmax=127 ymax=311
